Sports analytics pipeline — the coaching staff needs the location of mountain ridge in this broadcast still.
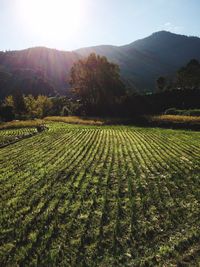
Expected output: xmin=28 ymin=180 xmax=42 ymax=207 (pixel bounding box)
xmin=0 ymin=31 xmax=200 ymax=98
xmin=76 ymin=31 xmax=200 ymax=90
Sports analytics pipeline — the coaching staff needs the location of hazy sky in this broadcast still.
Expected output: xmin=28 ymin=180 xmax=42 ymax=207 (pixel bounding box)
xmin=0 ymin=0 xmax=199 ymax=51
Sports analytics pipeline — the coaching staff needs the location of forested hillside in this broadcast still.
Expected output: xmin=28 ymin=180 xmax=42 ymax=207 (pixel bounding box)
xmin=0 ymin=31 xmax=200 ymax=98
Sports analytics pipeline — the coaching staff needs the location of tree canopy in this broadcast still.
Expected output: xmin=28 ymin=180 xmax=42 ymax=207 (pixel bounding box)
xmin=176 ymin=59 xmax=200 ymax=89
xmin=156 ymin=76 xmax=167 ymax=92
xmin=69 ymin=53 xmax=125 ymax=115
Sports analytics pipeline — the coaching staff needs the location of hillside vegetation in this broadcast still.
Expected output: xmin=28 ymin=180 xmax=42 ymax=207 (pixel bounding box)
xmin=1 ymin=31 xmax=200 ymax=97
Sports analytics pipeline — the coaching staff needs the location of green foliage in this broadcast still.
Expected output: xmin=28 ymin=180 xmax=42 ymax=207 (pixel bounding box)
xmin=165 ymin=108 xmax=200 ymax=116
xmin=0 ymin=32 xmax=200 ymax=95
xmin=38 ymin=97 xmax=81 ymax=117
xmin=12 ymin=90 xmax=26 ymax=114
xmin=1 ymin=95 xmax=82 ymax=120
xmin=176 ymin=59 xmax=200 ymax=89
xmin=33 ymin=95 xmax=53 ymax=118
xmin=0 ymin=127 xmax=37 ymax=147
xmin=24 ymin=95 xmax=36 ymax=117
xmin=0 ymin=123 xmax=200 ymax=266
xmin=156 ymin=76 xmax=166 ymax=92
xmin=0 ymin=67 xmax=55 ymax=99
xmin=61 ymin=106 xmax=71 ymax=116
xmin=0 ymin=105 xmax=14 ymax=121
xmin=70 ymin=53 xmax=126 ymax=114
xmin=164 ymin=107 xmax=179 ymax=115
xmin=155 ymin=59 xmax=200 ymax=92
xmin=23 ymin=95 xmax=53 ymax=118
xmin=4 ymin=95 xmax=14 ymax=107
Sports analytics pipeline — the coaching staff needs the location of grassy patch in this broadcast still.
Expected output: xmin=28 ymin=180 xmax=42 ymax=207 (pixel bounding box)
xmin=165 ymin=108 xmax=200 ymax=116
xmin=0 ymin=119 xmax=45 ymax=130
xmin=44 ymin=115 xmax=200 ymax=130
xmin=149 ymin=114 xmax=200 ymax=124
xmin=44 ymin=116 xmax=106 ymax=125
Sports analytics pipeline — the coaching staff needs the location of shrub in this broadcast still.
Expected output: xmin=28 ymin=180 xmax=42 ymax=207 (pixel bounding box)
xmin=0 ymin=106 xmax=15 ymax=122
xmin=36 ymin=125 xmax=47 ymax=132
xmin=164 ymin=108 xmax=200 ymax=116
xmin=61 ymin=106 xmax=72 ymax=116
xmin=164 ymin=108 xmax=178 ymax=115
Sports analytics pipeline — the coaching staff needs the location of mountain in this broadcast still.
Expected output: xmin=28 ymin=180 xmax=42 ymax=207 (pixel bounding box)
xmin=0 ymin=31 xmax=200 ymax=98
xmin=76 ymin=31 xmax=200 ymax=91
xmin=0 ymin=47 xmax=81 ymax=98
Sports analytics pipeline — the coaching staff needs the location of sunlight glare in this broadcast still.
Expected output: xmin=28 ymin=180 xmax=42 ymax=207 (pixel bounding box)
xmin=17 ymin=0 xmax=84 ymax=39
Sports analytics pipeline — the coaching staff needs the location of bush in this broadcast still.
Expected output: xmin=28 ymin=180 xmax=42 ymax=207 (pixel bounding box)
xmin=0 ymin=106 xmax=15 ymax=122
xmin=164 ymin=108 xmax=177 ymax=115
xmin=188 ymin=109 xmax=200 ymax=116
xmin=164 ymin=108 xmax=200 ymax=116
xmin=61 ymin=106 xmax=71 ymax=116
xmin=36 ymin=125 xmax=47 ymax=132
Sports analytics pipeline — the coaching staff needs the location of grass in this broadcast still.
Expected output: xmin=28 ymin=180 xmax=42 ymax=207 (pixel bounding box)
xmin=44 ymin=116 xmax=105 ymax=125
xmin=147 ymin=115 xmax=200 ymax=130
xmin=44 ymin=116 xmax=137 ymax=126
xmin=150 ymin=114 xmax=200 ymax=123
xmin=45 ymin=115 xmax=200 ymax=130
xmin=0 ymin=119 xmax=45 ymax=129
xmin=165 ymin=108 xmax=200 ymax=116
xmin=0 ymin=122 xmax=200 ymax=266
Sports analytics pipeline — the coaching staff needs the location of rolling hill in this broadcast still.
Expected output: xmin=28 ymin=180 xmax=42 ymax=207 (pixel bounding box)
xmin=0 ymin=31 xmax=200 ymax=98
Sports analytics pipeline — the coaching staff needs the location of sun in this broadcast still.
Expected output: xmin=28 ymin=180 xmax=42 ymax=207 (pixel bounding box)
xmin=17 ymin=0 xmax=84 ymax=40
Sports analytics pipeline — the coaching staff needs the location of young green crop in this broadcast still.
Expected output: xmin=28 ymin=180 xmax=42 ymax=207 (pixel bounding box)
xmin=0 ymin=123 xmax=200 ymax=266
xmin=0 ymin=127 xmax=37 ymax=147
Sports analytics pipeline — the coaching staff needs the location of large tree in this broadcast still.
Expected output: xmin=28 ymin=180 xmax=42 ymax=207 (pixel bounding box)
xmin=69 ymin=53 xmax=125 ymax=114
xmin=24 ymin=95 xmax=53 ymax=118
xmin=156 ymin=76 xmax=166 ymax=92
xmin=176 ymin=59 xmax=200 ymax=89
xmin=12 ymin=90 xmax=26 ymax=114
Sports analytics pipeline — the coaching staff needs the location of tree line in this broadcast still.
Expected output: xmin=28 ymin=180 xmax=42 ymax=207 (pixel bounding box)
xmin=0 ymin=54 xmax=200 ymax=121
xmin=156 ymin=59 xmax=200 ymax=92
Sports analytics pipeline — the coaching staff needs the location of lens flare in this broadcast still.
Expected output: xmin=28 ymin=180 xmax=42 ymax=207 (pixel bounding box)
xmin=17 ymin=0 xmax=84 ymax=39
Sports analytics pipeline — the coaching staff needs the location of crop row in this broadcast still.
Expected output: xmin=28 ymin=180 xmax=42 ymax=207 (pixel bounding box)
xmin=0 ymin=128 xmax=37 ymax=147
xmin=0 ymin=123 xmax=200 ymax=266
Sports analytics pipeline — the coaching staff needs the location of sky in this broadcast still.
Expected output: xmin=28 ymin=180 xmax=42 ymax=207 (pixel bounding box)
xmin=0 ymin=0 xmax=199 ymax=51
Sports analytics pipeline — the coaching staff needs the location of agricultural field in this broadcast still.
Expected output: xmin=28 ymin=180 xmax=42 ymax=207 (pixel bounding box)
xmin=0 ymin=122 xmax=200 ymax=266
xmin=0 ymin=127 xmax=37 ymax=147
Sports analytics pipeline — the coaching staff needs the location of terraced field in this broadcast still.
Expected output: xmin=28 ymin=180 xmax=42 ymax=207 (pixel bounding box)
xmin=0 ymin=127 xmax=37 ymax=147
xmin=0 ymin=123 xmax=200 ymax=266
